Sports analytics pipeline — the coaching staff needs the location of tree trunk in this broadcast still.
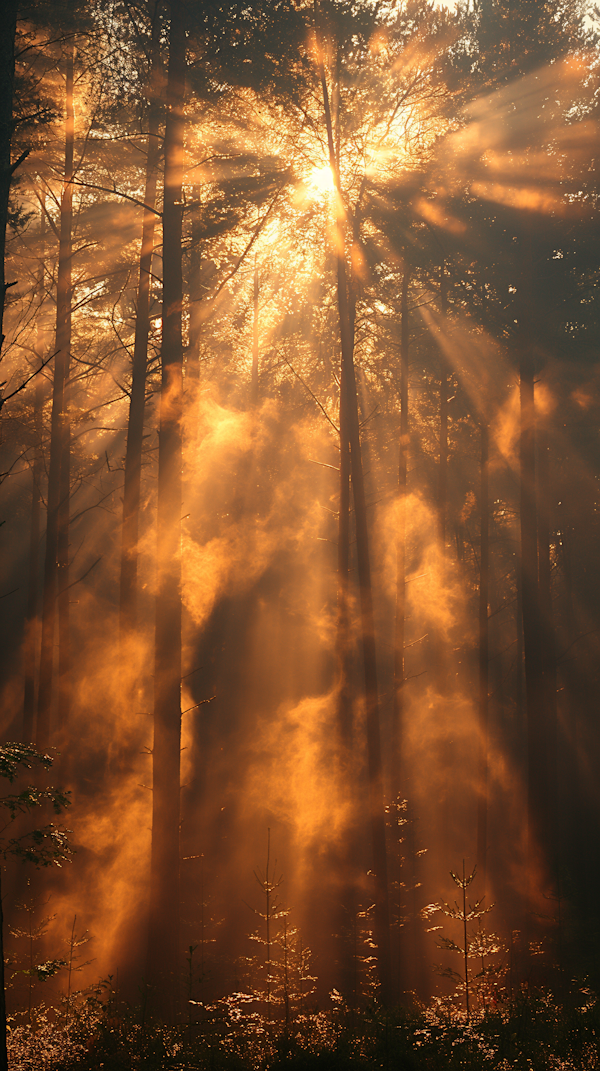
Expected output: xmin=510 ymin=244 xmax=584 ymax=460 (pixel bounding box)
xmin=316 ymin=17 xmax=391 ymax=1002
xmin=23 ymin=380 xmax=43 ymax=741
xmin=0 ymin=869 xmax=7 ymax=1071
xmin=23 ymin=205 xmax=46 ymax=740
xmin=520 ymin=345 xmax=547 ymax=865
xmin=0 ymin=0 xmax=18 ymax=362
xmin=438 ymin=260 xmax=448 ymax=554
xmin=435 ymin=259 xmax=448 ymax=694
xmin=251 ymin=252 xmax=259 ymax=405
xmin=119 ymin=10 xmax=161 ymax=638
xmin=56 ymin=378 xmax=71 ymax=736
xmin=394 ymin=268 xmax=419 ymax=997
xmin=147 ymin=0 xmax=185 ymax=1011
xmin=336 ymin=349 xmax=352 ymax=749
xmin=345 ymin=303 xmax=391 ymax=1005
xmin=332 ymin=346 xmax=357 ymax=1002
xmin=185 ymin=183 xmax=203 ymax=390
xmin=537 ymin=424 xmax=557 ymax=875
xmin=477 ymin=422 xmax=489 ymax=895
xmin=393 ymin=269 xmax=410 ymax=789
xmin=36 ymin=44 xmax=74 ymax=750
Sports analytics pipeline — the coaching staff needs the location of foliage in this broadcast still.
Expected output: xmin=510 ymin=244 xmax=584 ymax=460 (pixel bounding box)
xmin=0 ymin=744 xmax=71 ymax=868
xmin=5 ymin=981 xmax=600 ymax=1070
xmin=18 ymin=960 xmax=67 ymax=983
xmin=2 ymin=0 xmax=600 ymax=1059
xmin=429 ymin=864 xmax=505 ymax=1014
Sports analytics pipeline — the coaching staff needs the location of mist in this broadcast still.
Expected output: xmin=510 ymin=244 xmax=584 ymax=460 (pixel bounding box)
xmin=1 ymin=0 xmax=600 ymax=1067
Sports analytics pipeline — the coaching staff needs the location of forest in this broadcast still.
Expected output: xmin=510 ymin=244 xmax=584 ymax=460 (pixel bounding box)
xmin=1 ymin=0 xmax=600 ymax=1067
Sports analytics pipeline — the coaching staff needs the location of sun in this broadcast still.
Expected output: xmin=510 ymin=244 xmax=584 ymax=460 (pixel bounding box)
xmin=306 ymin=164 xmax=335 ymax=194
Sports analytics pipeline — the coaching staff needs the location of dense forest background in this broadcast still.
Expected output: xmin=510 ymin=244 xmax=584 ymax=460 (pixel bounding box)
xmin=1 ymin=0 xmax=600 ymax=1051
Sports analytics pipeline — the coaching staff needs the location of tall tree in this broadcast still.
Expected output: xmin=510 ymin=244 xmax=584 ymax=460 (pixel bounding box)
xmin=36 ymin=42 xmax=75 ymax=750
xmin=22 ymin=208 xmax=46 ymax=740
xmin=119 ymin=0 xmax=163 ymax=639
xmin=477 ymin=421 xmax=489 ymax=894
xmin=393 ymin=267 xmax=410 ymax=785
xmin=0 ymin=0 xmax=20 ymax=364
xmin=536 ymin=422 xmax=558 ymax=869
xmin=315 ymin=1 xmax=391 ymax=1002
xmin=147 ymin=0 xmax=186 ymax=1009
xmin=250 ymin=252 xmax=259 ymax=406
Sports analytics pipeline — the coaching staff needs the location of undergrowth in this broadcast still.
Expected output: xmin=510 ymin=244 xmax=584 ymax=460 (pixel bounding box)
xmin=6 ymin=980 xmax=600 ymax=1070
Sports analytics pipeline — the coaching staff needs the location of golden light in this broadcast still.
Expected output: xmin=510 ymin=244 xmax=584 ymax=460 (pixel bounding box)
xmin=306 ymin=163 xmax=335 ymax=195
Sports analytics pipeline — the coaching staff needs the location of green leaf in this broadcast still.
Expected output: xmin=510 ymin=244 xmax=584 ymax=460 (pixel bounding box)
xmin=19 ymin=958 xmax=67 ymax=981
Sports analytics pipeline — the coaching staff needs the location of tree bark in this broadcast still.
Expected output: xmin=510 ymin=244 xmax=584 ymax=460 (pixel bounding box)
xmin=393 ymin=269 xmax=410 ymax=788
xmin=56 ymin=363 xmax=71 ymax=734
xmin=537 ymin=424 xmax=557 ymax=874
xmin=147 ymin=0 xmax=185 ymax=1011
xmin=477 ymin=422 xmax=489 ymax=895
xmin=316 ymin=9 xmax=391 ymax=1001
xmin=185 ymin=183 xmax=203 ymax=390
xmin=435 ymin=259 xmax=449 ymax=695
xmin=438 ymin=260 xmax=448 ymax=553
xmin=520 ymin=344 xmax=547 ymax=864
xmin=0 ymin=869 xmax=7 ymax=1071
xmin=23 ymin=204 xmax=46 ymax=740
xmin=0 ymin=0 xmax=18 ymax=362
xmin=119 ymin=9 xmax=161 ymax=638
xmin=251 ymin=252 xmax=259 ymax=405
xmin=336 ymin=351 xmax=352 ymax=749
xmin=23 ymin=379 xmax=43 ymax=741
xmin=394 ymin=268 xmax=420 ymax=997
xmin=332 ymin=346 xmax=356 ymax=1001
xmin=36 ymin=44 xmax=74 ymax=750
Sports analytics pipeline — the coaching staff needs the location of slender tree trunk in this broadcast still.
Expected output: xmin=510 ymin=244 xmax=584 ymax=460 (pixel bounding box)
xmin=0 ymin=0 xmax=18 ymax=362
xmin=185 ymin=183 xmax=202 ymax=390
xmin=537 ymin=425 xmax=557 ymax=873
xmin=119 ymin=11 xmax=161 ymax=638
xmin=331 ymin=142 xmax=353 ymax=1012
xmin=439 ymin=373 xmax=448 ymax=536
xmin=251 ymin=253 xmax=259 ymax=405
xmin=435 ymin=259 xmax=449 ymax=696
xmin=336 ymin=352 xmax=352 ymax=748
xmin=438 ymin=260 xmax=448 ymax=554
xmin=36 ymin=45 xmax=74 ymax=750
xmin=337 ymin=184 xmax=361 ymax=750
xmin=147 ymin=0 xmax=185 ymax=1010
xmin=394 ymin=268 xmax=415 ymax=995
xmin=343 ymin=286 xmax=391 ymax=1005
xmin=393 ymin=269 xmax=410 ymax=788
xmin=23 ymin=205 xmax=46 ymax=739
xmin=56 ymin=381 xmax=71 ymax=734
xmin=316 ymin=14 xmax=391 ymax=1001
xmin=332 ymin=214 xmax=354 ymax=997
xmin=0 ymin=869 xmax=6 ymax=1071
xmin=515 ymin=536 xmax=524 ymax=724
xmin=23 ymin=380 xmax=43 ymax=740
xmin=520 ymin=345 xmax=547 ymax=862
xmin=477 ymin=423 xmax=489 ymax=895
xmin=517 ymin=226 xmax=551 ymax=911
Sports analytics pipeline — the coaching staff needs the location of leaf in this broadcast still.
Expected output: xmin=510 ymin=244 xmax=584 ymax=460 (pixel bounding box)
xmin=5 ymin=825 xmax=72 ymax=868
xmin=437 ymin=936 xmax=463 ymax=953
xmin=19 ymin=958 xmax=67 ymax=981
xmin=0 ymin=744 xmax=54 ymax=784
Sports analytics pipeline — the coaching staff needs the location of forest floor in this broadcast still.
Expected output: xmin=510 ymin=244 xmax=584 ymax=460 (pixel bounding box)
xmin=6 ymin=983 xmax=600 ymax=1070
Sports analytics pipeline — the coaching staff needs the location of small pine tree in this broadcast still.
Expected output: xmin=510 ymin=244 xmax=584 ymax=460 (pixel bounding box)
xmin=271 ymin=918 xmax=316 ymax=1027
xmin=62 ymin=916 xmax=92 ymax=1029
xmin=246 ymin=829 xmax=286 ymax=1016
xmin=9 ymin=888 xmax=63 ymax=1023
xmin=0 ymin=744 xmax=71 ymax=1071
xmin=424 ymin=862 xmax=505 ymax=1015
